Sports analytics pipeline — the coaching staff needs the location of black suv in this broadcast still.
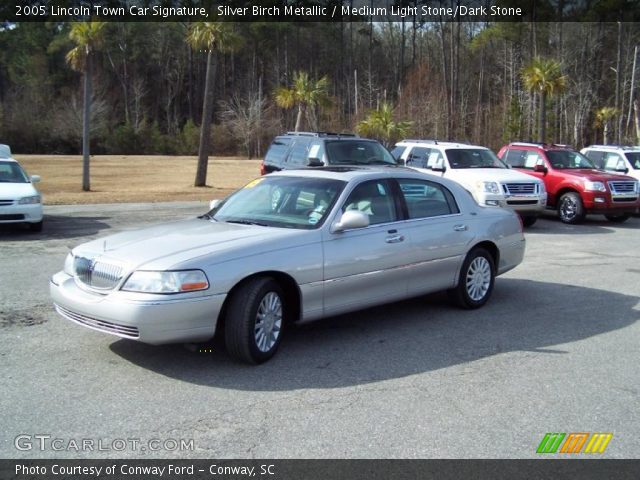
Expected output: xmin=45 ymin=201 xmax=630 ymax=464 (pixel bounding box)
xmin=260 ymin=132 xmax=397 ymax=175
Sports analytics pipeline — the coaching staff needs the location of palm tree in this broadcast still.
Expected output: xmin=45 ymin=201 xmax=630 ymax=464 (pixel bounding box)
xmin=274 ymin=71 xmax=331 ymax=132
xmin=595 ymin=107 xmax=619 ymax=145
xmin=356 ymin=103 xmax=412 ymax=148
xmin=187 ymin=22 xmax=240 ymax=187
xmin=521 ymin=57 xmax=567 ymax=144
xmin=66 ymin=21 xmax=106 ymax=192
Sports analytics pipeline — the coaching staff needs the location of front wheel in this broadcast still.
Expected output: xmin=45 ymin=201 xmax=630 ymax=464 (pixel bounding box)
xmin=605 ymin=213 xmax=630 ymax=223
xmin=449 ymin=248 xmax=496 ymax=309
xmin=224 ymin=277 xmax=285 ymax=364
xmin=558 ymin=192 xmax=585 ymax=224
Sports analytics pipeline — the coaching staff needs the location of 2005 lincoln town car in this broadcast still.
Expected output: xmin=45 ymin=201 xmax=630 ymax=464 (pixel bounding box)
xmin=51 ymin=167 xmax=525 ymax=364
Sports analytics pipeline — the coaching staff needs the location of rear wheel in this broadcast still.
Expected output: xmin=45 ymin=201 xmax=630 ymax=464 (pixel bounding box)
xmin=605 ymin=213 xmax=630 ymax=223
xmin=449 ymin=248 xmax=495 ymax=309
xmin=225 ymin=277 xmax=285 ymax=364
xmin=558 ymin=192 xmax=585 ymax=224
xmin=521 ymin=215 xmax=537 ymax=227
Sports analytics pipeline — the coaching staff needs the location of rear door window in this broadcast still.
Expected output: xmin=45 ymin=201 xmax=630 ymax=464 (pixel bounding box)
xmin=264 ymin=137 xmax=292 ymax=166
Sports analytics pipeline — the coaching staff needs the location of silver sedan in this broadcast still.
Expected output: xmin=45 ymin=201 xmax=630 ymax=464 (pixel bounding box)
xmin=50 ymin=167 xmax=525 ymax=363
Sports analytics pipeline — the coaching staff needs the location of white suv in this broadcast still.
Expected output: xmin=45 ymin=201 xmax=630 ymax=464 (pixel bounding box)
xmin=581 ymin=145 xmax=640 ymax=182
xmin=391 ymin=140 xmax=547 ymax=226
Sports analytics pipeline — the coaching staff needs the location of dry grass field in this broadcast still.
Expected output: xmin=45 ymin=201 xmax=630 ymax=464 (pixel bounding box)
xmin=15 ymin=155 xmax=261 ymax=205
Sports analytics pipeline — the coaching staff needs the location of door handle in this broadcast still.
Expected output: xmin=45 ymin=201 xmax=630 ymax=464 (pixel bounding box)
xmin=385 ymin=234 xmax=405 ymax=243
xmin=453 ymin=224 xmax=468 ymax=231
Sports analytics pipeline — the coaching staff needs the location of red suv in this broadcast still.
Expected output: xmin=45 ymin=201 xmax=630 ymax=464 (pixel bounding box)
xmin=497 ymin=143 xmax=639 ymax=224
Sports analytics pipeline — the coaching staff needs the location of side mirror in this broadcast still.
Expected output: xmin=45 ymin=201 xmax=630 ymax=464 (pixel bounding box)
xmin=332 ymin=210 xmax=369 ymax=232
xmin=209 ymin=199 xmax=222 ymax=210
xmin=30 ymin=175 xmax=41 ymax=183
xmin=431 ymin=159 xmax=446 ymax=172
xmin=533 ymin=164 xmax=548 ymax=174
xmin=307 ymin=157 xmax=323 ymax=167
xmin=615 ymin=163 xmax=629 ymax=174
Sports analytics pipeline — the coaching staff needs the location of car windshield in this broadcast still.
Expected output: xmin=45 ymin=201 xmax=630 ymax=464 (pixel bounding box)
xmin=211 ymin=176 xmax=346 ymax=229
xmin=546 ymin=150 xmax=595 ymax=169
xmin=446 ymin=149 xmax=506 ymax=169
xmin=0 ymin=161 xmax=29 ymax=183
xmin=325 ymin=140 xmax=397 ymax=166
xmin=624 ymin=152 xmax=640 ymax=169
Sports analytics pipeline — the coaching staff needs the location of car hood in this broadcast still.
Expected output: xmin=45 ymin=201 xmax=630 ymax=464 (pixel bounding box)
xmin=446 ymin=167 xmax=541 ymax=184
xmin=0 ymin=182 xmax=38 ymax=199
xmin=72 ymin=218 xmax=315 ymax=271
xmin=558 ymin=169 xmax=636 ymax=182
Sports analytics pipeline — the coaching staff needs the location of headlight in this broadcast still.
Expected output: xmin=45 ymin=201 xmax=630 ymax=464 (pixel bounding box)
xmin=538 ymin=182 xmax=546 ymax=194
xmin=476 ymin=181 xmax=500 ymax=194
xmin=18 ymin=195 xmax=41 ymax=205
xmin=64 ymin=253 xmax=75 ymax=276
xmin=584 ymin=181 xmax=606 ymax=192
xmin=122 ymin=270 xmax=209 ymax=294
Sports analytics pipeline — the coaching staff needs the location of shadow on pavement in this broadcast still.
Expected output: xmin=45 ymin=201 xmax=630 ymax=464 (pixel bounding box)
xmin=0 ymin=215 xmax=112 ymax=240
xmin=109 ymin=278 xmax=639 ymax=391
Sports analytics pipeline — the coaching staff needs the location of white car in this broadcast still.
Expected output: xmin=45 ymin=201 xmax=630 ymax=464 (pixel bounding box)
xmin=0 ymin=144 xmax=43 ymax=232
xmin=391 ymin=140 xmax=547 ymax=226
xmin=581 ymin=145 xmax=640 ymax=182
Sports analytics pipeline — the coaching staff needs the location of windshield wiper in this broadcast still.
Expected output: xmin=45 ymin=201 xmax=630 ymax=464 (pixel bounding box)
xmin=226 ymin=219 xmax=269 ymax=227
xmin=198 ymin=213 xmax=216 ymax=221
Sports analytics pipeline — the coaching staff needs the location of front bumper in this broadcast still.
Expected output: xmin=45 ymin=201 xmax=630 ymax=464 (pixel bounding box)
xmin=583 ymin=193 xmax=639 ymax=215
xmin=477 ymin=193 xmax=547 ymax=215
xmin=50 ymin=271 xmax=225 ymax=345
xmin=0 ymin=202 xmax=43 ymax=224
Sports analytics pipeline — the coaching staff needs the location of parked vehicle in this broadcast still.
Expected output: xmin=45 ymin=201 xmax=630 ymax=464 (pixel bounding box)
xmin=581 ymin=145 xmax=640 ymax=183
xmin=51 ymin=167 xmax=525 ymax=364
xmin=0 ymin=144 xmax=43 ymax=232
xmin=261 ymin=132 xmax=397 ymax=174
xmin=391 ymin=140 xmax=547 ymax=226
xmin=498 ymin=142 xmax=640 ymax=224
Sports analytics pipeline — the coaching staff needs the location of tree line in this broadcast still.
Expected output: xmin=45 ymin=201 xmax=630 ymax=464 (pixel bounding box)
xmin=1 ymin=21 xmax=639 ymax=167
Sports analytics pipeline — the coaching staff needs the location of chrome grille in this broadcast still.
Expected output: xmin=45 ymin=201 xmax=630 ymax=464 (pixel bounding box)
xmin=503 ymin=183 xmax=537 ymax=195
xmin=0 ymin=199 xmax=15 ymax=206
xmin=608 ymin=181 xmax=637 ymax=195
xmin=73 ymin=256 xmax=124 ymax=290
xmin=55 ymin=304 xmax=139 ymax=339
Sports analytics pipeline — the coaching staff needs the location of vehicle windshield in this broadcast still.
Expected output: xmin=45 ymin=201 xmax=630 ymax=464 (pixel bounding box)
xmin=624 ymin=152 xmax=640 ymax=169
xmin=546 ymin=150 xmax=595 ymax=169
xmin=211 ymin=176 xmax=346 ymax=229
xmin=0 ymin=161 xmax=29 ymax=183
xmin=446 ymin=149 xmax=506 ymax=169
xmin=325 ymin=140 xmax=397 ymax=166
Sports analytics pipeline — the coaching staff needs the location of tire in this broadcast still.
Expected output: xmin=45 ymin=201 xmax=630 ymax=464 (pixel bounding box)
xmin=605 ymin=213 xmax=630 ymax=223
xmin=224 ymin=277 xmax=285 ymax=364
xmin=449 ymin=248 xmax=496 ymax=309
xmin=521 ymin=215 xmax=537 ymax=227
xmin=28 ymin=221 xmax=43 ymax=232
xmin=557 ymin=192 xmax=585 ymax=224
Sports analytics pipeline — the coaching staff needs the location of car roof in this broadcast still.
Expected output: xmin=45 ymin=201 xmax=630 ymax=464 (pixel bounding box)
xmin=395 ymin=139 xmax=488 ymax=150
xmin=506 ymin=142 xmax=574 ymax=151
xmin=0 ymin=144 xmax=13 ymax=159
xmin=268 ymin=165 xmax=465 ymax=189
xmin=582 ymin=145 xmax=640 ymax=152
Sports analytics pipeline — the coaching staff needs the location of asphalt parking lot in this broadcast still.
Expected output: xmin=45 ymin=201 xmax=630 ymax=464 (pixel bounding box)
xmin=1 ymin=204 xmax=639 ymax=459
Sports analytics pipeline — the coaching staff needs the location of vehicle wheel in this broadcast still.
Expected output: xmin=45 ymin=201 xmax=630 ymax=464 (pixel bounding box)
xmin=521 ymin=215 xmax=537 ymax=227
xmin=225 ymin=277 xmax=285 ymax=364
xmin=605 ymin=213 xmax=630 ymax=223
xmin=449 ymin=248 xmax=495 ymax=309
xmin=28 ymin=221 xmax=43 ymax=232
xmin=558 ymin=192 xmax=585 ymax=224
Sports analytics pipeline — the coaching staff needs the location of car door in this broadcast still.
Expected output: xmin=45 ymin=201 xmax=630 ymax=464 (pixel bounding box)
xmin=321 ymin=179 xmax=410 ymax=317
xmin=394 ymin=178 xmax=474 ymax=295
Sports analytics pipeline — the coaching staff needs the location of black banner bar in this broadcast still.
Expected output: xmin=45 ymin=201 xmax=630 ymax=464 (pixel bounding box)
xmin=2 ymin=460 xmax=640 ymax=480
